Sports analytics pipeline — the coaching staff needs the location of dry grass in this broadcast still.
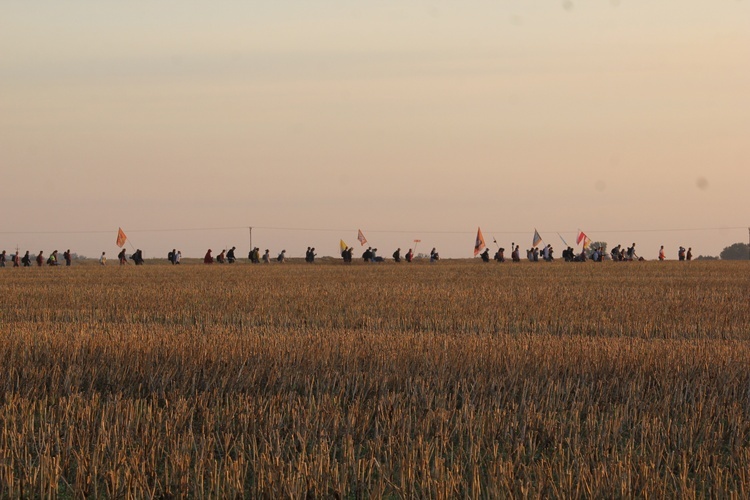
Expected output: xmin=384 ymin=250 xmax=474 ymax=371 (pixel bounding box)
xmin=0 ymin=261 xmax=749 ymax=497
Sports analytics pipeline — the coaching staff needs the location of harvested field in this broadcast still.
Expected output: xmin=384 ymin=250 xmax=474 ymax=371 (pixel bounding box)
xmin=1 ymin=261 xmax=749 ymax=497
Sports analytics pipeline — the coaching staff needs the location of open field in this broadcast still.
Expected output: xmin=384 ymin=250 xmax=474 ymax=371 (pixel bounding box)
xmin=1 ymin=261 xmax=749 ymax=497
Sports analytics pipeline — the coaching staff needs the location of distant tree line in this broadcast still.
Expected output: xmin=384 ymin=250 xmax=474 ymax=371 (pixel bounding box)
xmin=720 ymin=242 xmax=750 ymax=260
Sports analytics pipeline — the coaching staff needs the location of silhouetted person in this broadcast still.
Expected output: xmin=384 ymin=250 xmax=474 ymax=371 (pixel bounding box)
xmin=430 ymin=248 xmax=439 ymax=262
xmin=610 ymin=245 xmax=621 ymax=261
xmin=305 ymin=247 xmax=316 ymax=263
xmin=227 ymin=246 xmax=236 ymax=263
xmin=262 ymin=249 xmax=270 ymax=263
xmin=627 ymin=243 xmax=636 ymax=261
xmin=512 ymin=245 xmax=520 ymax=262
xmin=21 ymin=251 xmax=31 ymax=267
xmin=480 ymin=248 xmax=490 ymax=262
xmin=277 ymin=250 xmax=286 ymax=263
xmin=405 ymin=249 xmax=413 ymax=262
xmin=0 ymin=250 xmax=5 ymax=267
xmin=36 ymin=251 xmax=44 ymax=267
xmin=131 ymin=249 xmax=144 ymax=265
xmin=249 ymin=247 xmax=260 ymax=263
xmin=494 ymin=248 xmax=505 ymax=262
xmin=118 ymin=249 xmax=127 ymax=265
xmin=687 ymin=248 xmax=692 ymax=261
xmin=393 ymin=248 xmax=401 ymax=262
xmin=658 ymin=245 xmax=665 ymax=261
xmin=591 ymin=247 xmax=601 ymax=262
xmin=342 ymin=247 xmax=353 ymax=263
xmin=216 ymin=249 xmax=226 ymax=264
xmin=47 ymin=250 xmax=59 ymax=266
xmin=362 ymin=247 xmax=373 ymax=262
xmin=678 ymin=246 xmax=686 ymax=261
xmin=204 ymin=249 xmax=214 ymax=264
xmin=64 ymin=249 xmax=72 ymax=266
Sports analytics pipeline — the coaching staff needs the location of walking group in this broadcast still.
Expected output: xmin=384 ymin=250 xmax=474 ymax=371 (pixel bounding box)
xmin=0 ymin=249 xmax=72 ymax=267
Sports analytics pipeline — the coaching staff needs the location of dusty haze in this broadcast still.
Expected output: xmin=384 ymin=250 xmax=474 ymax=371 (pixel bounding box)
xmin=1 ymin=2 xmax=748 ymax=259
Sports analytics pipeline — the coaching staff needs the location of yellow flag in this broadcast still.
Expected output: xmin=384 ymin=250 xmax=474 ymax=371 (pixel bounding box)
xmin=340 ymin=239 xmax=348 ymax=252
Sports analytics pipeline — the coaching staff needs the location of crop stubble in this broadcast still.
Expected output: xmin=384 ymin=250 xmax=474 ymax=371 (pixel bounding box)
xmin=0 ymin=261 xmax=749 ymax=497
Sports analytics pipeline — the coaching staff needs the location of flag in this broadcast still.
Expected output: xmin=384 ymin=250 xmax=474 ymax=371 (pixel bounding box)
xmin=558 ymin=233 xmax=569 ymax=247
xmin=413 ymin=239 xmax=421 ymax=243
xmin=116 ymin=227 xmax=127 ymax=248
xmin=474 ymin=227 xmax=486 ymax=256
xmin=340 ymin=239 xmax=348 ymax=253
xmin=357 ymin=229 xmax=367 ymax=246
xmin=532 ymin=229 xmax=542 ymax=248
xmin=576 ymin=230 xmax=590 ymax=248
xmin=576 ymin=229 xmax=586 ymax=245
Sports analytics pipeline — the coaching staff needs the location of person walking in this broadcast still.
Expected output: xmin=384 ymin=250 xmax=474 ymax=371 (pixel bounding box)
xmin=204 ymin=249 xmax=214 ymax=264
xmin=687 ymin=248 xmax=692 ymax=261
xmin=47 ymin=250 xmax=59 ymax=266
xmin=64 ymin=249 xmax=72 ymax=266
xmin=0 ymin=250 xmax=6 ymax=268
xmin=99 ymin=252 xmax=107 ymax=265
xmin=658 ymin=246 xmax=666 ymax=261
xmin=118 ymin=249 xmax=127 ymax=265
xmin=277 ymin=250 xmax=286 ymax=263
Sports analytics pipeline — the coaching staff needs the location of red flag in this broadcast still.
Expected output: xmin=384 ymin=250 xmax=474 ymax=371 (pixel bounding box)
xmin=116 ymin=228 xmax=127 ymax=248
xmin=357 ymin=229 xmax=367 ymax=246
xmin=474 ymin=227 xmax=486 ymax=256
xmin=576 ymin=230 xmax=587 ymax=246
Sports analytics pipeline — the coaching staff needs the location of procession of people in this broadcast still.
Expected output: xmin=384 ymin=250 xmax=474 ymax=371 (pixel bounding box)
xmin=0 ymin=243 xmax=698 ymax=267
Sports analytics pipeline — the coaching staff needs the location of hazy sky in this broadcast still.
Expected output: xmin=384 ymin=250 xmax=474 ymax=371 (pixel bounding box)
xmin=1 ymin=1 xmax=748 ymax=258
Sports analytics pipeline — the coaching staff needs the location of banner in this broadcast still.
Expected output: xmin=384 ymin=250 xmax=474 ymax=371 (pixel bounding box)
xmin=532 ymin=229 xmax=542 ymax=248
xmin=116 ymin=228 xmax=127 ymax=248
xmin=474 ymin=227 xmax=486 ymax=256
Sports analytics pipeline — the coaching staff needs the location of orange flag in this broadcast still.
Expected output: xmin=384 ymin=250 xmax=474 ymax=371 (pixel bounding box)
xmin=474 ymin=227 xmax=486 ymax=256
xmin=357 ymin=229 xmax=368 ymax=246
xmin=116 ymin=227 xmax=127 ymax=248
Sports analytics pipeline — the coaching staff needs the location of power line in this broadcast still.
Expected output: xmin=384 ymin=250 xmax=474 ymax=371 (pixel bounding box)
xmin=0 ymin=225 xmax=746 ymax=236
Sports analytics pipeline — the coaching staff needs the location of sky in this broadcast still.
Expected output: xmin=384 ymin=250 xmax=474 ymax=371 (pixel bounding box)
xmin=1 ymin=1 xmax=749 ymax=259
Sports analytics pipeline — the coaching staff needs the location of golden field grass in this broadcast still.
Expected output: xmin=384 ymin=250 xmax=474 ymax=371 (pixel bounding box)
xmin=0 ymin=260 xmax=749 ymax=497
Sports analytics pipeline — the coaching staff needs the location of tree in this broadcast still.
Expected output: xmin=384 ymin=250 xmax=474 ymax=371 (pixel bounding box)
xmin=695 ymin=255 xmax=719 ymax=261
xmin=719 ymin=242 xmax=749 ymax=260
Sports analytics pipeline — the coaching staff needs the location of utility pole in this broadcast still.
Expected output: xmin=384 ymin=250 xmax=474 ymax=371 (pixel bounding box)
xmin=747 ymin=227 xmax=749 ymax=260
xmin=248 ymin=227 xmax=253 ymax=252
